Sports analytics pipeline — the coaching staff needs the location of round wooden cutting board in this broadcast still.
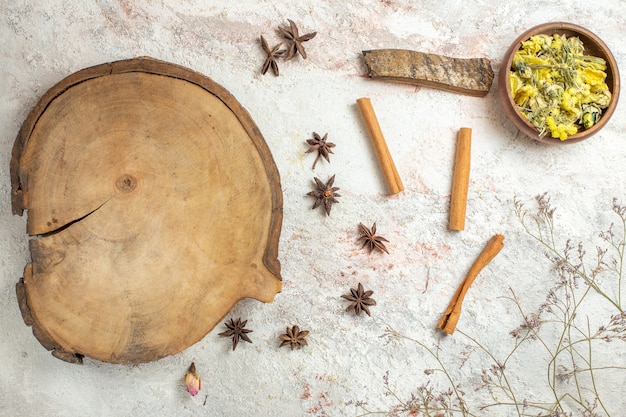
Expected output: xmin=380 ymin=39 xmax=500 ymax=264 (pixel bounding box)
xmin=11 ymin=57 xmax=283 ymax=364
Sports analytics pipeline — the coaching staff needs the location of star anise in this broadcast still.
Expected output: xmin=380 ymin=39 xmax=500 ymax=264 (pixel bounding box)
xmin=358 ymin=222 xmax=390 ymax=254
xmin=260 ymin=35 xmax=286 ymax=76
xmin=279 ymin=325 xmax=310 ymax=350
xmin=342 ymin=283 xmax=377 ymax=316
xmin=218 ymin=317 xmax=253 ymax=350
xmin=307 ymin=175 xmax=340 ymax=216
xmin=278 ymin=19 xmax=317 ymax=60
xmin=306 ymin=132 xmax=335 ymax=169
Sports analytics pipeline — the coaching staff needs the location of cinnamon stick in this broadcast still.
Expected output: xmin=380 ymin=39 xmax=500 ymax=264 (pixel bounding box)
xmin=356 ymin=97 xmax=404 ymax=195
xmin=449 ymin=128 xmax=472 ymax=230
xmin=437 ymin=234 xmax=504 ymax=334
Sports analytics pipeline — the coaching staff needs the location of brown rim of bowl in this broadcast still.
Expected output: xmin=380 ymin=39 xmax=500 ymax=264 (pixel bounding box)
xmin=498 ymin=22 xmax=620 ymax=144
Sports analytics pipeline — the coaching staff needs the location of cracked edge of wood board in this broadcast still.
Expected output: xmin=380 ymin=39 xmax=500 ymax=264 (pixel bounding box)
xmin=362 ymin=49 xmax=494 ymax=97
xmin=16 ymin=272 xmax=84 ymax=365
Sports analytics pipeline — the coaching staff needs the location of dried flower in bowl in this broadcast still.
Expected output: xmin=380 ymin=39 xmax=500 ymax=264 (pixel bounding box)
xmin=510 ymin=34 xmax=610 ymax=140
xmin=499 ymin=22 xmax=620 ymax=143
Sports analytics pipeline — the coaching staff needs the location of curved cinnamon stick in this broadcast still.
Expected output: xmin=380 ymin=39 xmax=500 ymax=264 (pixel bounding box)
xmin=437 ymin=234 xmax=504 ymax=334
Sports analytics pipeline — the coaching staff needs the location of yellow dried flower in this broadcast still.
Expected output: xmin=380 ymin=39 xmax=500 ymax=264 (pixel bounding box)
xmin=509 ymin=72 xmax=523 ymax=96
xmin=560 ymin=90 xmax=581 ymax=118
xmin=546 ymin=117 xmax=578 ymax=140
xmin=514 ymin=85 xmax=537 ymax=106
xmin=521 ymin=34 xmax=551 ymax=54
xmin=551 ymin=35 xmax=563 ymax=51
xmin=582 ymin=67 xmax=607 ymax=86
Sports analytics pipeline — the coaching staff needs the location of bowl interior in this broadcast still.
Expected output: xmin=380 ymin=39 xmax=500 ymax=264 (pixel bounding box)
xmin=499 ymin=22 xmax=620 ymax=143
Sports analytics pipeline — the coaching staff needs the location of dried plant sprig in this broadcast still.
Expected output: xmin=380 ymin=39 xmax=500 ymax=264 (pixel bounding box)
xmin=515 ymin=193 xmax=622 ymax=310
xmin=352 ymin=195 xmax=626 ymax=417
xmin=353 ymin=328 xmax=472 ymax=417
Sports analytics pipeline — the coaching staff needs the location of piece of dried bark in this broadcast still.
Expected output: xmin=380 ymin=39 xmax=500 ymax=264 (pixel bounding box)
xmin=362 ymin=49 xmax=494 ymax=97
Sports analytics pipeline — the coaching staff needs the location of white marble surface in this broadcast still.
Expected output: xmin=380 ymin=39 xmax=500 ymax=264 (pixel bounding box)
xmin=1 ymin=1 xmax=626 ymax=416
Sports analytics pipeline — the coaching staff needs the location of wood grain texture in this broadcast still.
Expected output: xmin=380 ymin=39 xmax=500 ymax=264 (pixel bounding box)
xmin=362 ymin=49 xmax=494 ymax=97
xmin=12 ymin=57 xmax=283 ymax=364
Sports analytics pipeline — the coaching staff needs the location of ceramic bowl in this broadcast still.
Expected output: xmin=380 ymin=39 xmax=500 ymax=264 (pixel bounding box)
xmin=498 ymin=22 xmax=620 ymax=144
